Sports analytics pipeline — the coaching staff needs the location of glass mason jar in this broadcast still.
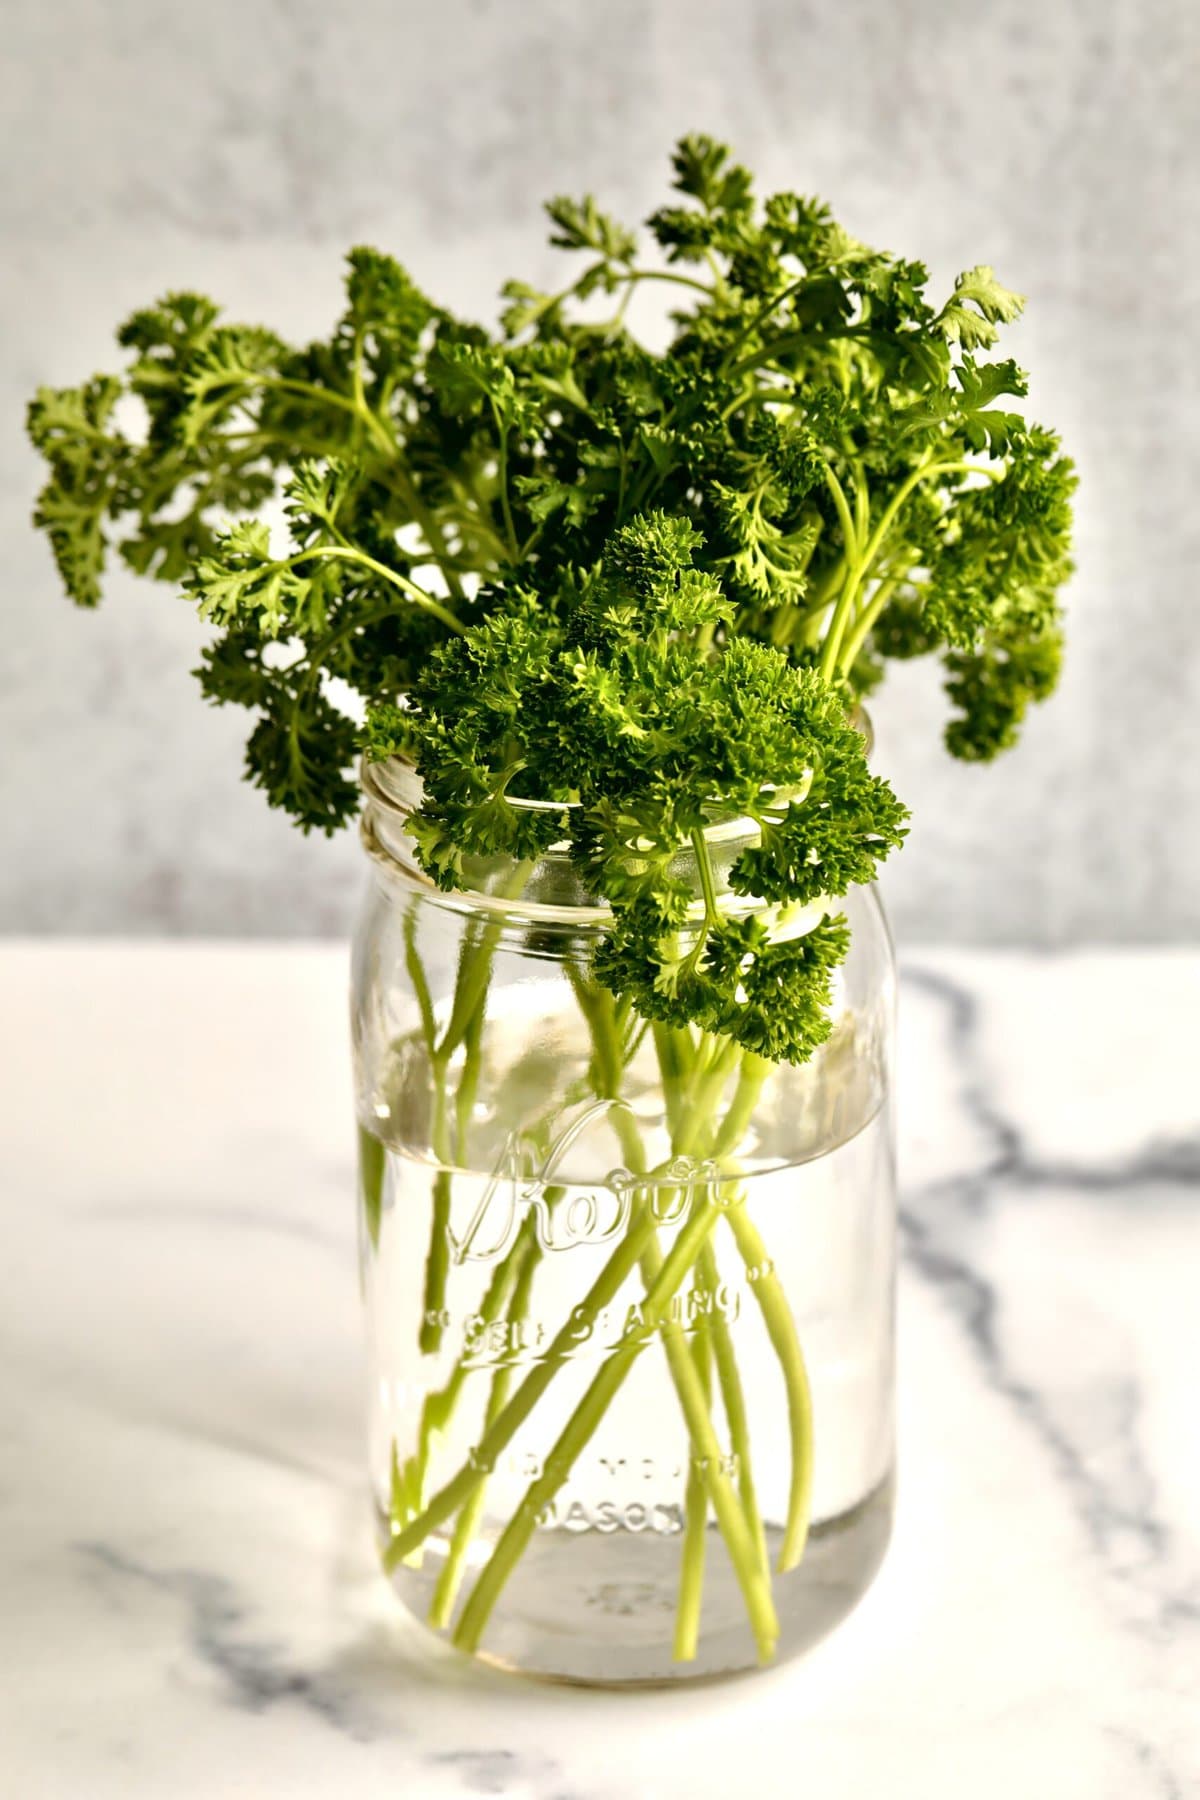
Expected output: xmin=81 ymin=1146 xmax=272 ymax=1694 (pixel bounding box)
xmin=352 ymin=756 xmax=896 ymax=1685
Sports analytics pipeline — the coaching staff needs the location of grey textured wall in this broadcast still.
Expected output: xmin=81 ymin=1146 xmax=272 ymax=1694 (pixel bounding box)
xmin=2 ymin=0 xmax=1197 ymax=942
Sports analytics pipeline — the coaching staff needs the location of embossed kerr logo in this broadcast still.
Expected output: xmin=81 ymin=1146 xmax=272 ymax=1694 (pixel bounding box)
xmin=447 ymin=1098 xmax=720 ymax=1265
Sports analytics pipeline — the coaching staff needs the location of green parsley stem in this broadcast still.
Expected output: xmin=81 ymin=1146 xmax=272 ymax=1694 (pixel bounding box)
xmin=435 ymin=863 xmax=533 ymax=1065
xmin=428 ymin=1229 xmax=540 ymax=1627
xmin=490 ymin=403 xmax=519 ymax=561
xmin=398 ymin=900 xmax=553 ymax=1491
xmin=822 ymin=456 xmax=998 ymax=676
xmin=290 ymin=602 xmax=397 ymax=697
xmin=724 ymin=1201 xmax=814 ymax=1571
xmin=729 ymin=327 xmax=857 ymax=379
xmin=710 ymin=1051 xmax=771 ymax=1160
xmin=419 ymin=1083 xmax=455 ymax=1358
xmin=699 ymin=1236 xmax=769 ymax=1573
xmin=623 ymin=268 xmax=717 ymax=299
xmin=838 ymin=570 xmax=905 ymax=675
xmin=703 ymin=1047 xmax=813 ymax=1575
xmin=403 ymin=908 xmax=438 ymax=1046
xmin=852 ymin=460 xmax=870 ymax=541
xmin=358 ymin=1122 xmax=385 ymax=1251
xmin=351 ymin=329 xmax=367 ymax=418
xmin=818 ymin=466 xmax=865 ymax=679
xmin=240 ymin=372 xmax=401 ymax=467
xmin=385 ymin=463 xmax=468 ymax=603
xmin=673 ymin=1310 xmax=713 ymax=1661
xmin=720 ymin=274 xmax=811 ymax=371
xmin=418 ymin=869 xmax=532 ymax=1355
xmin=284 ymin=545 xmax=464 ymax=635
xmin=514 ymin=265 xmax=715 ymax=342
xmin=245 ymin=372 xmax=367 ymax=421
xmin=856 ymin=456 xmax=999 ymax=583
xmin=251 ymin=371 xmax=468 ymax=601
xmin=820 ymin=463 xmax=860 ymax=562
xmin=691 ymin=828 xmax=722 ymax=928
xmin=400 ymin=1218 xmax=536 ymax=1519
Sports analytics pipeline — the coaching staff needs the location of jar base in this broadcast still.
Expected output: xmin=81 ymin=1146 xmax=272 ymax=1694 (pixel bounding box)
xmin=383 ymin=1467 xmax=894 ymax=1687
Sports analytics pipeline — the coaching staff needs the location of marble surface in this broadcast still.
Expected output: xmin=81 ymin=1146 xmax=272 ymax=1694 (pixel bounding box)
xmin=4 ymin=1 xmax=1200 ymax=942
xmin=1 ymin=942 xmax=1197 ymax=1797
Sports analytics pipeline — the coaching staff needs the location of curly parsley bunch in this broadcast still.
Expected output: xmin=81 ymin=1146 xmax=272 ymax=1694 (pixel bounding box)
xmin=368 ymin=512 xmax=907 ymax=1062
xmin=28 ymin=134 xmax=1074 ymax=1064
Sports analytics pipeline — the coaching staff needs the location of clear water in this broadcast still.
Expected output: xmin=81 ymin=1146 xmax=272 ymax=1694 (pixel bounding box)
xmin=361 ymin=1102 xmax=895 ymax=1683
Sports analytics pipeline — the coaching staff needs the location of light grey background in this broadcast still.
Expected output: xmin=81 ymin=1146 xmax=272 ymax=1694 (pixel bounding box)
xmin=2 ymin=0 xmax=1197 ymax=943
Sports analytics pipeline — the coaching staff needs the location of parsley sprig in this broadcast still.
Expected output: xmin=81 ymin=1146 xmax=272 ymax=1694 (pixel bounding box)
xmin=28 ymin=134 xmax=1074 ymax=1063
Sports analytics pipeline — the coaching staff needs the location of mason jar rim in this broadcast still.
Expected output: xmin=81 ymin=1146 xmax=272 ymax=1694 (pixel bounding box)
xmin=361 ymin=752 xmax=790 ymax=842
xmin=358 ymin=755 xmax=777 ymax=926
xmin=357 ymin=705 xmax=871 ymax=928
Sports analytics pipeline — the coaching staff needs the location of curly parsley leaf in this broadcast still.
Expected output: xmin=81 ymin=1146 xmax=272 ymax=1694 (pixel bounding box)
xmin=391 ymin=515 xmax=907 ymax=1061
xmin=936 ymin=265 xmax=1026 ymax=350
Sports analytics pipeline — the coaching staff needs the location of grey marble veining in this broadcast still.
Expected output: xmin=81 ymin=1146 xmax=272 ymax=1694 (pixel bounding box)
xmin=900 ymin=966 xmax=1200 ymax=1654
xmin=0 ymin=942 xmax=1196 ymax=1797
xmin=2 ymin=0 xmax=1199 ymax=941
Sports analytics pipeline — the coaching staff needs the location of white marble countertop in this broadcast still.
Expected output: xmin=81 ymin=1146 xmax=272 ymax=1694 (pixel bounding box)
xmin=1 ymin=942 xmax=1197 ymax=1798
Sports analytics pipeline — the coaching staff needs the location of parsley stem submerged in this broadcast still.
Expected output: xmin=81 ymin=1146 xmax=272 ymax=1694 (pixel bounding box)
xmin=383 ymin=925 xmax=807 ymax=1663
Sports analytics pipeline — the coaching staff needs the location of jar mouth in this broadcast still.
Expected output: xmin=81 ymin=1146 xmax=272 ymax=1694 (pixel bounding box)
xmin=360 ymin=757 xmax=772 ymax=921
xmin=359 ymin=706 xmax=871 ymax=923
xmin=360 ymin=756 xmax=595 ymax=919
xmin=363 ymin=756 xmax=782 ymax=846
xmin=365 ymin=703 xmax=870 ymax=821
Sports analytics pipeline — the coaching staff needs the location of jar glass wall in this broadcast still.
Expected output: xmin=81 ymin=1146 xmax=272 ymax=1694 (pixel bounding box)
xmin=352 ymin=758 xmax=896 ymax=1684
